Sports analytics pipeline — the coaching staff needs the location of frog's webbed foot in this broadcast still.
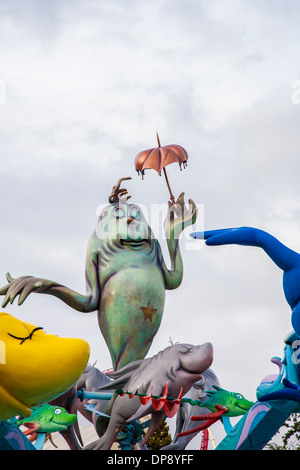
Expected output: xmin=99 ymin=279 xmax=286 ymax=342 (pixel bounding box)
xmin=164 ymin=192 xmax=197 ymax=239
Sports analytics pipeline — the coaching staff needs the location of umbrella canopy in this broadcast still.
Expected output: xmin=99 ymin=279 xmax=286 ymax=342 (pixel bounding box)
xmin=134 ymin=136 xmax=189 ymax=177
xmin=134 ymin=134 xmax=189 ymax=203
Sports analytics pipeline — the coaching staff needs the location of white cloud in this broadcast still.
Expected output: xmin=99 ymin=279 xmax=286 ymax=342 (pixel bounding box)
xmin=1 ymin=0 xmax=300 ymax=449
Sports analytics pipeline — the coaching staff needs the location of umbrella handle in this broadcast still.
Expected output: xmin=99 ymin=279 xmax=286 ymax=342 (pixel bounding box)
xmin=163 ymin=167 xmax=175 ymax=204
xmin=157 ymin=132 xmax=175 ymax=204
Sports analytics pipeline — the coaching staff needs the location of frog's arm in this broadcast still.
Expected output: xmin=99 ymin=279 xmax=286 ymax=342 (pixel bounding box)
xmin=42 ymin=249 xmax=100 ymax=312
xmin=157 ymin=238 xmax=183 ymax=290
xmin=160 ymin=193 xmax=197 ymax=290
xmin=0 ymin=241 xmax=100 ymax=313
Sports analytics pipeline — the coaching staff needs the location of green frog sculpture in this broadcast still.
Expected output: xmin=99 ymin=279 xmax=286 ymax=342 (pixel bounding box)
xmin=0 ymin=177 xmax=197 ymax=372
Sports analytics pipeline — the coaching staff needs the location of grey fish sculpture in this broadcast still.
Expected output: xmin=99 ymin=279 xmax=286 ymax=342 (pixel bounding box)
xmin=84 ymin=342 xmax=213 ymax=450
xmin=162 ymin=368 xmax=220 ymax=450
xmin=76 ymin=365 xmax=113 ymax=428
xmin=0 ymin=177 xmax=197 ymax=372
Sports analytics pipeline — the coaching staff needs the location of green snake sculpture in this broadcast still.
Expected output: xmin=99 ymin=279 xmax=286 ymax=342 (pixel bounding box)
xmin=0 ymin=177 xmax=197 ymax=372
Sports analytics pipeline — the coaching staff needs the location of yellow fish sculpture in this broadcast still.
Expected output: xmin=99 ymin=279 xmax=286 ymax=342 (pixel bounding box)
xmin=0 ymin=312 xmax=90 ymax=421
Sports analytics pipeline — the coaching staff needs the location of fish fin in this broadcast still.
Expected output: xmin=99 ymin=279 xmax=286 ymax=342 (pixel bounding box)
xmin=98 ymin=377 xmax=129 ymax=391
xmin=98 ymin=360 xmax=146 ymax=391
xmin=0 ymin=383 xmax=32 ymax=420
xmin=141 ymin=410 xmax=165 ymax=445
xmin=106 ymin=359 xmax=145 ymax=379
xmin=212 ymin=385 xmax=225 ymax=392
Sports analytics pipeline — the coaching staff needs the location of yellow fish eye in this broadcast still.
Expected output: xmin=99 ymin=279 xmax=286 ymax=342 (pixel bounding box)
xmin=8 ymin=326 xmax=44 ymax=345
xmin=0 ymin=311 xmax=90 ymax=421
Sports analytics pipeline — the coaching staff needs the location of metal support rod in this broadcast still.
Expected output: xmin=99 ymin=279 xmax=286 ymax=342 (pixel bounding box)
xmin=77 ymin=388 xmax=113 ymax=401
xmin=156 ymin=132 xmax=175 ymax=204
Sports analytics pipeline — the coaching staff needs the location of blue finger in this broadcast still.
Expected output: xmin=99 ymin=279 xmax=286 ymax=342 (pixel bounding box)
xmin=190 ymin=229 xmax=234 ymax=240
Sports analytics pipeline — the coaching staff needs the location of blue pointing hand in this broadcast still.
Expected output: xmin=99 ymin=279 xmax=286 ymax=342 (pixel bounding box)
xmin=190 ymin=227 xmax=300 ymax=336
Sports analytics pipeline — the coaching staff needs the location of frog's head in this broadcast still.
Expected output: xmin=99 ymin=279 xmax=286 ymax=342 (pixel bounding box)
xmin=95 ymin=202 xmax=154 ymax=250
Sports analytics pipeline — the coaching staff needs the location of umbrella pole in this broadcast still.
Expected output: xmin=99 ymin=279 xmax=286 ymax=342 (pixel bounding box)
xmin=163 ymin=167 xmax=175 ymax=204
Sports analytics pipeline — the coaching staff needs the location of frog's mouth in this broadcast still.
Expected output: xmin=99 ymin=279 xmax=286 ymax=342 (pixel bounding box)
xmin=120 ymin=239 xmax=151 ymax=249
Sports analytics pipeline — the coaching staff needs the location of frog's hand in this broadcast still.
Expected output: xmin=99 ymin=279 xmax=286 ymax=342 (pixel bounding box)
xmin=0 ymin=273 xmax=55 ymax=308
xmin=190 ymin=227 xmax=300 ymax=272
xmin=0 ymin=252 xmax=100 ymax=312
xmin=161 ymin=194 xmax=197 ymax=290
xmin=164 ymin=193 xmax=197 ymax=240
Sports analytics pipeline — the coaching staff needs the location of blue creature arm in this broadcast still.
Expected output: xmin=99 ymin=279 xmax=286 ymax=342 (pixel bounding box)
xmin=258 ymin=378 xmax=300 ymax=403
xmin=190 ymin=227 xmax=300 ymax=271
xmin=190 ymin=227 xmax=300 ymax=335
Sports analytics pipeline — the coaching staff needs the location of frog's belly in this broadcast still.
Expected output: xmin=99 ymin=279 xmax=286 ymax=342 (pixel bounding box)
xmin=98 ymin=268 xmax=165 ymax=370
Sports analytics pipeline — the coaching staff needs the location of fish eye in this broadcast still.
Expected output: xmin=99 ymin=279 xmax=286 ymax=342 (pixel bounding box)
xmin=114 ymin=207 xmax=125 ymax=219
xmin=181 ymin=347 xmax=192 ymax=355
xmin=236 ymin=394 xmax=243 ymax=400
xmin=7 ymin=326 xmax=44 ymax=345
xmin=54 ymin=408 xmax=62 ymax=414
xmin=130 ymin=206 xmax=141 ymax=219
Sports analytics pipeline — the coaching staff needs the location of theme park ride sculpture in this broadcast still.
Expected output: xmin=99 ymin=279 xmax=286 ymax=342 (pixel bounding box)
xmin=190 ymin=226 xmax=300 ymax=338
xmin=0 ymin=136 xmax=197 ymax=440
xmin=162 ymin=368 xmax=254 ymax=450
xmin=84 ymin=341 xmax=214 ymax=450
xmin=0 ymin=142 xmax=196 ymax=374
xmin=188 ymin=226 xmax=300 ymax=449
xmin=0 ymin=312 xmax=90 ymax=449
xmin=1 ymin=135 xmax=285 ymax=450
xmin=0 ymin=312 xmax=89 ymax=421
xmin=15 ymin=403 xmax=77 ymax=448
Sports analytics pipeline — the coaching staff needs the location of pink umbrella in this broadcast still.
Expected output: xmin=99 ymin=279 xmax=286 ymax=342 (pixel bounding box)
xmin=134 ymin=133 xmax=189 ymax=204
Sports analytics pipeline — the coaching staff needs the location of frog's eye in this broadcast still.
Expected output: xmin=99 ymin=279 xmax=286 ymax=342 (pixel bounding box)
xmin=236 ymin=394 xmax=243 ymax=400
xmin=54 ymin=408 xmax=62 ymax=415
xmin=103 ymin=210 xmax=109 ymax=219
xmin=114 ymin=207 xmax=125 ymax=219
xmin=130 ymin=206 xmax=141 ymax=219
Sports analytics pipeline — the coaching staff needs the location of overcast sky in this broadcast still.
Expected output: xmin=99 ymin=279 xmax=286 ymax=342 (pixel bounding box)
xmin=1 ymin=0 xmax=300 ymax=449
